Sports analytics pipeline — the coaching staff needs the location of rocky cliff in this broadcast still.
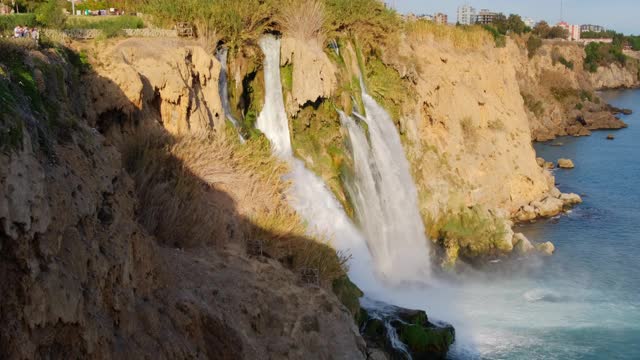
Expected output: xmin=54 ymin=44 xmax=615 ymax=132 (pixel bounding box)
xmin=516 ymin=40 xmax=635 ymax=141
xmin=0 ymin=40 xmax=366 ymax=359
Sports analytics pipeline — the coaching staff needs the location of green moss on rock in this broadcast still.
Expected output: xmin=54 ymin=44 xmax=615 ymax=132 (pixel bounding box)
xmin=332 ymin=276 xmax=364 ymax=320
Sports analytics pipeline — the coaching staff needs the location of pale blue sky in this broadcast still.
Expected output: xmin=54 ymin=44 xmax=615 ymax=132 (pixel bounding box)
xmin=388 ymin=0 xmax=639 ymax=34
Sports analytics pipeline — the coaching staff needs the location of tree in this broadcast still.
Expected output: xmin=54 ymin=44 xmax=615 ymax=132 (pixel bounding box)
xmin=35 ymin=0 xmax=66 ymax=29
xmin=532 ymin=21 xmax=550 ymax=38
xmin=506 ymin=14 xmax=526 ymax=34
xmin=547 ymin=26 xmax=568 ymax=39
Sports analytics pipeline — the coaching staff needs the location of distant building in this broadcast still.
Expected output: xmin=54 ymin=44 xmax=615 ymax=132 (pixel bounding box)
xmin=473 ymin=9 xmax=498 ymax=25
xmin=433 ymin=13 xmax=448 ymax=25
xmin=457 ymin=4 xmax=476 ymax=25
xmin=557 ymin=21 xmax=581 ymax=41
xmin=581 ymin=24 xmax=605 ymax=33
xmin=523 ymin=17 xmax=536 ymax=28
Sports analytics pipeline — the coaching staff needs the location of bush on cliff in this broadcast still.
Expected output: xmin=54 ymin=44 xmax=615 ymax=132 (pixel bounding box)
xmin=584 ymin=42 xmax=627 ymax=73
xmin=35 ymin=0 xmax=67 ymax=29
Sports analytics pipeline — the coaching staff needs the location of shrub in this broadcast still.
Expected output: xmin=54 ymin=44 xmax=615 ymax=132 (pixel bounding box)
xmin=0 ymin=14 xmax=37 ymax=35
xmin=122 ymin=128 xmax=349 ymax=284
xmin=65 ymin=16 xmax=144 ymax=38
xmin=36 ymin=0 xmax=67 ymax=29
xmin=521 ymin=92 xmax=544 ymax=116
xmin=584 ymin=42 xmax=627 ymax=73
xmin=405 ymin=20 xmax=491 ymax=49
xmin=483 ymin=25 xmax=506 ymax=48
xmin=277 ymin=0 xmax=325 ymax=42
xmin=558 ymin=56 xmax=574 ymax=70
xmin=526 ymin=35 xmax=542 ymax=58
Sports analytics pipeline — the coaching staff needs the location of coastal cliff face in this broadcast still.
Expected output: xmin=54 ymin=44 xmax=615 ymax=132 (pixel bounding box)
xmin=0 ymin=42 xmax=366 ymax=359
xmin=516 ymin=41 xmax=635 ymax=141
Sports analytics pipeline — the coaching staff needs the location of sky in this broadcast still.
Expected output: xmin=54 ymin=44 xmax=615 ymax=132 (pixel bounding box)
xmin=388 ymin=0 xmax=640 ymax=35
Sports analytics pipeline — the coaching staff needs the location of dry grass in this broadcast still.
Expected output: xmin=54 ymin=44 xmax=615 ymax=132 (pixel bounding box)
xmin=278 ymin=0 xmax=326 ymax=43
xmin=122 ymin=127 xmax=348 ymax=283
xmin=405 ymin=20 xmax=491 ymax=50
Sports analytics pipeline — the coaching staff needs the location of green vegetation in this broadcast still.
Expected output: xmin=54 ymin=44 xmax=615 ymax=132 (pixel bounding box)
xmin=406 ymin=20 xmax=491 ymax=49
xmin=526 ymin=35 xmax=543 ymax=58
xmin=521 ymin=92 xmax=544 ymax=116
xmin=428 ymin=206 xmax=510 ymax=267
xmin=532 ymin=21 xmax=568 ymax=39
xmin=35 ymin=0 xmax=67 ymax=29
xmin=0 ymin=14 xmax=37 ymax=35
xmin=65 ymin=15 xmax=143 ymax=37
xmin=332 ymin=276 xmax=363 ymax=320
xmin=365 ymin=57 xmax=406 ymax=120
xmin=488 ymin=13 xmax=529 ymax=35
xmin=482 ymin=24 xmax=506 ymax=48
xmin=584 ymin=42 xmax=626 ymax=73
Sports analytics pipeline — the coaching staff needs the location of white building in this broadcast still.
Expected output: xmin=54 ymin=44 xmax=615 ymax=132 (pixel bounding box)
xmin=523 ymin=17 xmax=536 ymax=28
xmin=457 ymin=4 xmax=476 ymax=25
xmin=557 ymin=22 xmax=581 ymax=41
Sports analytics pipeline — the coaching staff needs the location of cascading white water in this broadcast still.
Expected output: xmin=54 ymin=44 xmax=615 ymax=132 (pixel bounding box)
xmin=215 ymin=47 xmax=244 ymax=141
xmin=256 ymin=35 xmax=379 ymax=288
xmin=256 ymin=36 xmax=293 ymax=158
xmin=340 ymin=92 xmax=431 ymax=281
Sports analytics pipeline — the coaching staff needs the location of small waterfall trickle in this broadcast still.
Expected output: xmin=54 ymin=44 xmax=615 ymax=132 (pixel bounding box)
xmin=215 ymin=47 xmax=245 ymax=142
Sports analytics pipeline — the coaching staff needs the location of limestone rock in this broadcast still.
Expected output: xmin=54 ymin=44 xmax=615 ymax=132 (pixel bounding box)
xmin=536 ymin=241 xmax=555 ymax=256
xmin=534 ymin=197 xmax=564 ymax=217
xmin=515 ymin=205 xmax=537 ymax=222
xmin=557 ymin=158 xmax=575 ymax=169
xmin=560 ymin=193 xmax=582 ymax=206
xmin=513 ymin=233 xmax=534 ymax=254
xmin=281 ymin=36 xmax=337 ymax=111
xmin=544 ymin=161 xmax=555 ymax=169
xmin=536 ymin=157 xmax=546 ymax=167
xmin=607 ymin=134 xmax=615 ymax=140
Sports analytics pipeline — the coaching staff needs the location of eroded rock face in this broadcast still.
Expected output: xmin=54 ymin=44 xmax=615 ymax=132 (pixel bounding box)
xmin=281 ymin=36 xmax=337 ymax=113
xmin=1 ymin=42 xmax=366 ymax=360
xmin=397 ymin=37 xmax=552 ymax=224
xmin=516 ymin=42 xmax=632 ymax=141
xmin=89 ymin=38 xmax=225 ymax=136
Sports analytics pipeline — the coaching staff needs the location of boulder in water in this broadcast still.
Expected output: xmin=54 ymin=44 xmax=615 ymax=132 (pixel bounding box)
xmin=536 ymin=157 xmax=546 ymax=167
xmin=544 ymin=161 xmax=556 ymax=169
xmin=557 ymin=158 xmax=575 ymax=169
xmin=607 ymin=134 xmax=615 ymax=140
xmin=360 ymin=303 xmax=455 ymax=360
xmin=560 ymin=193 xmax=582 ymax=206
xmin=515 ymin=205 xmax=537 ymax=222
xmin=534 ymin=197 xmax=564 ymax=217
xmin=513 ymin=233 xmax=534 ymax=254
xmin=536 ymin=241 xmax=555 ymax=256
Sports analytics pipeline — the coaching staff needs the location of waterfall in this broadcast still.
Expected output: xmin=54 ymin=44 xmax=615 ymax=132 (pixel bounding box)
xmin=256 ymin=35 xmax=377 ymax=287
xmin=256 ymin=36 xmax=293 ymax=158
xmin=340 ymin=93 xmax=431 ymax=281
xmin=215 ymin=47 xmax=245 ymax=142
xmin=256 ymin=34 xmax=431 ymax=286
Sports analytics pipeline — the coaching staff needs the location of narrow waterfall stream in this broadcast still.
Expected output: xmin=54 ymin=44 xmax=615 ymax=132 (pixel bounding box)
xmin=215 ymin=47 xmax=244 ymax=141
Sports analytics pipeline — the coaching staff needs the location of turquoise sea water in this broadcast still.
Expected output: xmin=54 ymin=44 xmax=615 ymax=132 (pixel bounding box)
xmin=448 ymin=89 xmax=640 ymax=359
